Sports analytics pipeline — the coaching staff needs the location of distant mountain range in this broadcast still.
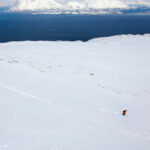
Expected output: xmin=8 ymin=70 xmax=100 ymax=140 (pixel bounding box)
xmin=9 ymin=0 xmax=150 ymax=14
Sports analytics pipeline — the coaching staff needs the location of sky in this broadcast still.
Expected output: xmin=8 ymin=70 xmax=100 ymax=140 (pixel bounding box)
xmin=0 ymin=0 xmax=17 ymax=7
xmin=0 ymin=0 xmax=150 ymax=7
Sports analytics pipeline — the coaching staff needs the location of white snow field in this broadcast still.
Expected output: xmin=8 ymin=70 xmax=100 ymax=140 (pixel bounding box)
xmin=0 ymin=35 xmax=150 ymax=150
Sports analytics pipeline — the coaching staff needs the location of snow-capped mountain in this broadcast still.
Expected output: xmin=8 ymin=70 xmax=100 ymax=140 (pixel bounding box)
xmin=11 ymin=0 xmax=63 ymax=11
xmin=11 ymin=0 xmax=128 ymax=11
xmin=86 ymin=0 xmax=127 ymax=9
xmin=66 ymin=1 xmax=86 ymax=10
xmin=10 ymin=0 xmax=150 ymax=14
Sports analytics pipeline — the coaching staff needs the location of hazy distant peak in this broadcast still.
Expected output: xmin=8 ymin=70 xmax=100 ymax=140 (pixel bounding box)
xmin=86 ymin=0 xmax=128 ymax=9
xmin=125 ymin=0 xmax=150 ymax=7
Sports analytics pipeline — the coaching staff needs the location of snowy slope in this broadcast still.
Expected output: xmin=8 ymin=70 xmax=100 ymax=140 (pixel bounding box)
xmin=86 ymin=0 xmax=127 ymax=9
xmin=11 ymin=0 xmax=128 ymax=12
xmin=0 ymin=35 xmax=150 ymax=150
xmin=10 ymin=0 xmax=150 ymax=13
xmin=11 ymin=0 xmax=63 ymax=11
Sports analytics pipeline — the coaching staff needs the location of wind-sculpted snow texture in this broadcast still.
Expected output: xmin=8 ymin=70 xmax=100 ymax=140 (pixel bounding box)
xmin=0 ymin=35 xmax=150 ymax=150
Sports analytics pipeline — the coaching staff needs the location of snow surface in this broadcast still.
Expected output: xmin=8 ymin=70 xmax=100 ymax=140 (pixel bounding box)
xmin=0 ymin=34 xmax=150 ymax=150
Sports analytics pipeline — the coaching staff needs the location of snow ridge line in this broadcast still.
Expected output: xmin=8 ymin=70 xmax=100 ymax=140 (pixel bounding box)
xmin=0 ymin=81 xmax=97 ymax=123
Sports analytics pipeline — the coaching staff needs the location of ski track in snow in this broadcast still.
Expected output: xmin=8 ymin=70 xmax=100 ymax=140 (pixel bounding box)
xmin=0 ymin=81 xmax=98 ymax=124
xmin=0 ymin=81 xmax=72 ymax=112
xmin=0 ymin=81 xmax=149 ymax=142
xmin=1 ymin=35 xmax=150 ymax=149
